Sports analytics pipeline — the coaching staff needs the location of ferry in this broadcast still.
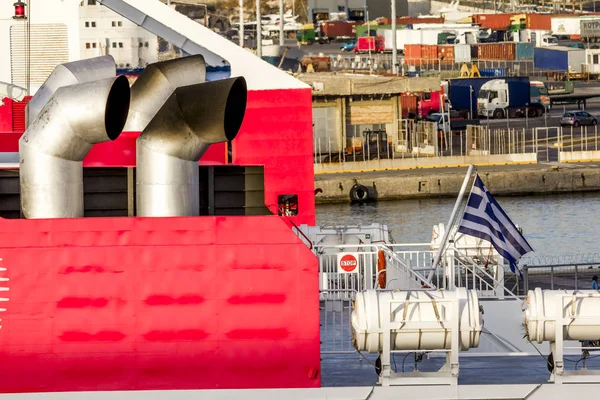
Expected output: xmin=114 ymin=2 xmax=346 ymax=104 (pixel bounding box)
xmin=1 ymin=1 xmax=600 ymax=399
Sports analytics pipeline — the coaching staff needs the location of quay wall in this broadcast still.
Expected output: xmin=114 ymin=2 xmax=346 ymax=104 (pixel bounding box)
xmin=314 ymin=165 xmax=600 ymax=203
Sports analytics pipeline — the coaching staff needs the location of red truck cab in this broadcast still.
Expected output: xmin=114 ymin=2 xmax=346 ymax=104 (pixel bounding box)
xmin=354 ymin=36 xmax=384 ymax=53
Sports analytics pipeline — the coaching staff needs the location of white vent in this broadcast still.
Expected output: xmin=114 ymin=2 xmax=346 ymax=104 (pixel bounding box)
xmin=0 ymin=260 xmax=8 ymax=331
xmin=10 ymin=23 xmax=69 ymax=88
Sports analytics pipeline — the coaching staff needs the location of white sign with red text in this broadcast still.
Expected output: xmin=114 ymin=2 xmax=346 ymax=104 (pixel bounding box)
xmin=337 ymin=252 xmax=359 ymax=274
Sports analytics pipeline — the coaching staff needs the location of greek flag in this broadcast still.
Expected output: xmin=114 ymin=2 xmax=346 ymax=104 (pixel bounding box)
xmin=457 ymin=174 xmax=533 ymax=275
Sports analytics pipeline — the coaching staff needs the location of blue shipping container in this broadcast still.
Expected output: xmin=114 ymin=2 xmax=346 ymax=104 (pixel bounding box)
xmin=448 ymin=77 xmax=530 ymax=113
xmin=534 ymin=47 xmax=568 ymax=71
xmin=515 ymin=42 xmax=534 ymax=60
xmin=479 ymin=68 xmax=507 ymax=77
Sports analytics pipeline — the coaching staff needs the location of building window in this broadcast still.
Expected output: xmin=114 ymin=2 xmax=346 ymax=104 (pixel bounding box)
xmin=85 ymin=22 xmax=89 ymax=27
xmin=112 ymin=42 xmax=117 ymax=48
xmin=338 ymin=5 xmax=345 ymax=11
xmin=118 ymin=42 xmax=123 ymax=48
xmin=144 ymin=41 xmax=149 ymax=47
xmin=85 ymin=43 xmax=91 ymax=49
xmin=92 ymin=43 xmax=97 ymax=48
xmin=112 ymin=21 xmax=116 ymax=27
xmin=91 ymin=21 xmax=96 ymax=27
xmin=88 ymin=0 xmax=96 ymax=5
xmin=126 ymin=63 xmax=131 ymax=67
xmin=118 ymin=21 xmax=123 ymax=27
xmin=138 ymin=42 xmax=143 ymax=48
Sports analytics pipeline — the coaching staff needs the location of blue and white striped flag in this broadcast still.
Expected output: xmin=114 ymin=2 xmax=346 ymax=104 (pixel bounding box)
xmin=457 ymin=174 xmax=533 ymax=275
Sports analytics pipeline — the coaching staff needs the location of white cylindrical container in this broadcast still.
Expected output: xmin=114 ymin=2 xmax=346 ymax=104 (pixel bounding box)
xmin=351 ymin=288 xmax=483 ymax=353
xmin=525 ymin=288 xmax=600 ymax=343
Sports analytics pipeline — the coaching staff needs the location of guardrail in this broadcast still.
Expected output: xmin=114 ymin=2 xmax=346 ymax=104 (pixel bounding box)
xmin=315 ymin=124 xmax=537 ymax=172
xmin=523 ymin=262 xmax=600 ymax=291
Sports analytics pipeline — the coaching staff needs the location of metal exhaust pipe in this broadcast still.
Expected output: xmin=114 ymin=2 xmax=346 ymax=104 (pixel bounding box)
xmin=19 ymin=76 xmax=131 ymax=219
xmin=136 ymin=77 xmax=247 ymax=217
xmin=26 ymin=55 xmax=116 ymax=127
xmin=124 ymin=55 xmax=207 ymax=132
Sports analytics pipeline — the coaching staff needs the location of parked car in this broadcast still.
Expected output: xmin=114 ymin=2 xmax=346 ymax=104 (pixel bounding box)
xmin=560 ymin=111 xmax=598 ymax=127
xmin=340 ymin=40 xmax=356 ymax=51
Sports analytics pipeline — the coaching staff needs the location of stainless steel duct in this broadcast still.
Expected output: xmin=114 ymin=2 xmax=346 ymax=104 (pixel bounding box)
xmin=26 ymin=55 xmax=116 ymax=127
xmin=19 ymin=76 xmax=131 ymax=219
xmin=124 ymin=55 xmax=207 ymax=132
xmin=136 ymin=77 xmax=247 ymax=217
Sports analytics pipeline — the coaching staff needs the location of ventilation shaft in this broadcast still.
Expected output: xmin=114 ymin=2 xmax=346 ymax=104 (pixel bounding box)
xmin=125 ymin=55 xmax=248 ymax=217
xmin=136 ymin=77 xmax=247 ymax=217
xmin=19 ymin=76 xmax=131 ymax=218
xmin=26 ymin=55 xmax=116 ymax=127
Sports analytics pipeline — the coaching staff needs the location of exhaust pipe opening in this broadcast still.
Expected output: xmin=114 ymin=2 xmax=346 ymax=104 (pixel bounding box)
xmin=105 ymin=75 xmax=131 ymax=140
xmin=223 ymin=77 xmax=248 ymax=141
xmin=136 ymin=77 xmax=248 ymax=217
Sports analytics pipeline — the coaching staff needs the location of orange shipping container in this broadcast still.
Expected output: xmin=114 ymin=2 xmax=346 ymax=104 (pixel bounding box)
xmin=404 ymin=44 xmax=439 ymax=66
xmin=476 ymin=42 xmax=515 ymax=61
xmin=437 ymin=45 xmax=455 ymax=64
xmin=473 ymin=13 xmax=514 ymax=30
xmin=397 ymin=17 xmax=444 ymax=25
xmin=525 ymin=13 xmax=551 ymax=30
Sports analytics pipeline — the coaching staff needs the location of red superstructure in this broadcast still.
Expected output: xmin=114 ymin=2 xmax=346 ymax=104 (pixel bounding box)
xmin=0 ymin=82 xmax=320 ymax=395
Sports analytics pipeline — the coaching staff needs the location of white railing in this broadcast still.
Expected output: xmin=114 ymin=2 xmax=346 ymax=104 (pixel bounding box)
xmin=315 ymin=243 xmax=435 ymax=300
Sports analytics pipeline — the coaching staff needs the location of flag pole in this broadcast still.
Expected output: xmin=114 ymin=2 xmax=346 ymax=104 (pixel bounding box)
xmin=427 ymin=164 xmax=475 ymax=283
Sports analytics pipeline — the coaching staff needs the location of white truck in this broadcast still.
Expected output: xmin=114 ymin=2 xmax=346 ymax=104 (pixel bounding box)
xmin=517 ymin=29 xmax=558 ymax=47
xmin=477 ymin=78 xmax=550 ymax=119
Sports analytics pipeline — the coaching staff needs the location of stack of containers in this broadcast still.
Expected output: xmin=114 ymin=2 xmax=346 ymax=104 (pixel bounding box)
xmin=404 ymin=44 xmax=438 ymax=66
xmin=437 ymin=44 xmax=471 ymax=64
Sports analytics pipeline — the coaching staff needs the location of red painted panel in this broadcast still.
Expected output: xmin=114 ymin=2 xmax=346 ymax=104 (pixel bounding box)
xmin=84 ymin=132 xmax=227 ymax=167
xmin=0 ymin=216 xmax=320 ymax=393
xmin=233 ymin=88 xmax=315 ymax=226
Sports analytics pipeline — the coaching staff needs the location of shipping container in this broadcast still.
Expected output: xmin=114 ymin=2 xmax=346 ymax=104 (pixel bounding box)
xmin=397 ymin=17 xmax=444 ymax=25
xmin=534 ymin=46 xmax=586 ymax=72
xmin=355 ymin=36 xmax=384 ymax=53
xmin=476 ymin=42 xmax=515 ymax=60
xmin=515 ymin=42 xmax=534 ymax=60
xmin=381 ymin=29 xmax=440 ymax=51
xmin=472 ymin=13 xmax=514 ymax=30
xmin=320 ymin=21 xmax=356 ymax=38
xmin=404 ymin=44 xmax=438 ymax=66
xmin=526 ymin=13 xmax=552 ymax=30
xmin=454 ymin=44 xmax=472 ymax=63
xmin=437 ymin=44 xmax=455 ymax=64
xmin=551 ymin=16 xmax=581 ymax=38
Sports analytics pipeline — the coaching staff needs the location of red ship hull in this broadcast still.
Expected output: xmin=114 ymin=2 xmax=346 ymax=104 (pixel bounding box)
xmin=0 ymin=88 xmax=321 ymax=392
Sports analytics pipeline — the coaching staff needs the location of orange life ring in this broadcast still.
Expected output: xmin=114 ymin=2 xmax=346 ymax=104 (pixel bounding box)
xmin=377 ymin=250 xmax=386 ymax=289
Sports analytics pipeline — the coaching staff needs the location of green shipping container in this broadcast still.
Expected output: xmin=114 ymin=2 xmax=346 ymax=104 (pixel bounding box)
xmin=515 ymin=42 xmax=534 ymax=60
xmin=297 ymin=28 xmax=316 ymax=44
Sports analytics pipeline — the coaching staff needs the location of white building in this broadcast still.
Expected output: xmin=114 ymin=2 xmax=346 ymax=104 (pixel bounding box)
xmin=0 ymin=0 xmax=158 ymax=96
xmin=79 ymin=0 xmax=158 ymax=68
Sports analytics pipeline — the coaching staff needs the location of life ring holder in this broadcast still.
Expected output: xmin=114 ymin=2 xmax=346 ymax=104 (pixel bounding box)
xmin=377 ymin=250 xmax=386 ymax=289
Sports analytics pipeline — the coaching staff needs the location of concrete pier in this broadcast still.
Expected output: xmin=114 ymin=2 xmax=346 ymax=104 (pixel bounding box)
xmin=314 ymin=163 xmax=600 ymax=204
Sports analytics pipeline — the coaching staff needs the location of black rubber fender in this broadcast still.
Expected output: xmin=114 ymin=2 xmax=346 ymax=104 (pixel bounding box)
xmin=350 ymin=184 xmax=370 ymax=203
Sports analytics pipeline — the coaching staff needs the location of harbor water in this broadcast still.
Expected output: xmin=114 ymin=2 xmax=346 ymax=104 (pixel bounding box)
xmin=316 ymin=192 xmax=600 ymax=259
